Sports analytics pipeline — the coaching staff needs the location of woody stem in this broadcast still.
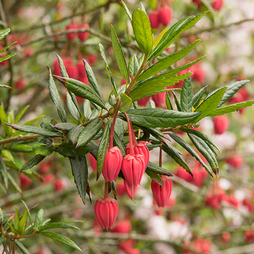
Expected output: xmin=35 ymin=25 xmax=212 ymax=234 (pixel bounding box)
xmin=104 ymin=182 xmax=109 ymax=198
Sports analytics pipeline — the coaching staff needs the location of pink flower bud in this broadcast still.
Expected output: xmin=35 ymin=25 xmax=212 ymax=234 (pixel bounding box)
xmin=211 ymin=0 xmax=223 ymax=11
xmin=77 ymin=23 xmax=90 ymax=41
xmin=66 ymin=23 xmax=77 ymax=41
xmin=213 ymin=115 xmax=229 ymax=135
xmin=111 ymin=220 xmax=132 ymax=234
xmin=151 ymin=176 xmax=172 ymax=207
xmin=121 ymin=154 xmax=145 ymax=186
xmin=94 ymin=197 xmax=119 ymax=229
xmin=102 ymin=146 xmax=123 ymax=182
xmin=148 ymin=10 xmax=160 ymax=29
xmin=19 ymin=174 xmax=32 ymax=188
xmin=158 ymin=5 xmax=173 ymax=26
xmin=226 ymin=156 xmax=243 ymax=169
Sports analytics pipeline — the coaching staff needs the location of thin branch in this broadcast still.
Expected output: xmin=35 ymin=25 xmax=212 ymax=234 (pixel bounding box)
xmin=0 ymin=134 xmax=41 ymax=146
xmin=213 ymin=243 xmax=254 ymax=254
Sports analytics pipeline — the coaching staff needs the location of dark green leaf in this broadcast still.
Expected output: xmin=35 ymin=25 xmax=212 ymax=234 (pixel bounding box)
xmin=218 ymin=80 xmax=249 ymax=107
xmin=54 ymin=123 xmax=76 ymax=131
xmin=208 ymin=99 xmax=254 ymax=116
xmin=146 ymin=161 xmax=173 ymax=177
xmin=97 ymin=121 xmax=111 ymax=180
xmin=180 ymin=76 xmax=193 ymax=112
xmin=76 ymin=119 xmax=103 ymax=148
xmin=54 ymin=75 xmax=107 ymax=110
xmin=34 ymin=209 xmax=44 ymax=228
xmin=67 ymin=125 xmax=84 ymax=144
xmin=172 ymin=91 xmax=182 ymax=111
xmin=69 ymin=156 xmax=88 ymax=205
xmin=38 ymin=222 xmax=79 ymax=232
xmin=0 ymin=157 xmax=8 ymax=189
xmin=48 ymin=67 xmax=67 ymax=123
xmin=20 ymin=154 xmax=45 ymax=171
xmin=83 ymin=99 xmax=92 ymax=120
xmin=15 ymin=240 xmax=31 ymax=254
xmin=125 ymin=108 xmax=201 ymax=128
xmin=192 ymin=85 xmax=208 ymax=109
xmin=40 ymin=232 xmax=81 ymax=251
xmin=128 ymin=54 xmax=139 ymax=77
xmin=119 ymin=94 xmax=132 ymax=112
xmin=132 ymin=9 xmax=153 ymax=54
xmin=139 ymin=40 xmax=200 ymax=81
xmin=66 ymin=93 xmax=81 ymax=121
xmin=166 ymin=92 xmax=173 ymax=110
xmin=56 ymin=142 xmax=93 ymax=157
xmin=35 ymin=145 xmax=54 ymax=156
xmin=5 ymin=123 xmax=60 ymax=137
xmin=194 ymin=87 xmax=227 ymax=122
xmin=145 ymin=170 xmax=164 ymax=186
xmin=111 ymin=25 xmax=129 ymax=83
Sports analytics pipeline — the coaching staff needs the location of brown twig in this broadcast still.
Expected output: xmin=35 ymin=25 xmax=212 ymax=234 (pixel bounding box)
xmin=0 ymin=134 xmax=41 ymax=146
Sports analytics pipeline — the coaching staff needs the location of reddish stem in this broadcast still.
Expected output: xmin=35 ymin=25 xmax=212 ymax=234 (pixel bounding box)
xmin=104 ymin=182 xmax=109 ymax=198
xmin=159 ymin=143 xmax=162 ymax=167
xmin=130 ymin=122 xmax=138 ymax=146
xmin=124 ymin=112 xmax=134 ymax=156
xmin=109 ymin=98 xmax=121 ymax=148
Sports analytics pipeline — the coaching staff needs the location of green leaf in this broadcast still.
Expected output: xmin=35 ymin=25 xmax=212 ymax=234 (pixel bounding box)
xmin=0 ymin=84 xmax=13 ymax=90
xmin=145 ymin=170 xmax=164 ymax=186
xmin=194 ymin=87 xmax=227 ymax=122
xmin=113 ymin=131 xmax=126 ymax=157
xmin=146 ymin=161 xmax=173 ymax=177
xmin=208 ymin=100 xmax=254 ymax=116
xmin=128 ymin=54 xmax=139 ymax=77
xmin=111 ymin=25 xmax=129 ymax=83
xmin=192 ymin=85 xmax=208 ymax=109
xmin=48 ymin=67 xmax=67 ymax=123
xmin=97 ymin=121 xmax=111 ymax=180
xmin=38 ymin=222 xmax=79 ymax=232
xmin=34 ymin=209 xmax=44 ymax=228
xmin=35 ymin=145 xmax=54 ymax=156
xmin=0 ymin=28 xmax=10 ymax=40
xmin=83 ymin=59 xmax=103 ymax=99
xmin=0 ymin=104 xmax=11 ymax=136
xmin=54 ymin=123 xmax=76 ymax=131
xmin=56 ymin=142 xmax=93 ymax=157
xmin=149 ymin=12 xmax=208 ymax=59
xmin=24 ymin=115 xmax=46 ymax=125
xmin=162 ymin=142 xmax=192 ymax=176
xmin=129 ymin=73 xmax=189 ymax=101
xmin=180 ymin=76 xmax=193 ymax=112
xmin=8 ymin=223 xmax=20 ymax=235
xmin=21 ymin=200 xmax=32 ymax=225
xmin=218 ymin=80 xmax=250 ymax=107
xmin=9 ymin=144 xmax=33 ymax=153
xmin=83 ymin=99 xmax=92 ymax=120
xmin=69 ymin=156 xmax=88 ymax=205
xmin=40 ymin=232 xmax=81 ymax=251
xmin=166 ymin=92 xmax=173 ymax=110
xmin=119 ymin=94 xmax=132 ymax=112
xmin=15 ymin=105 xmax=30 ymax=124
xmin=67 ymin=125 xmax=84 ymax=145
xmin=124 ymin=108 xmax=201 ymax=128
xmin=139 ymin=40 xmax=200 ymax=81
xmin=76 ymin=119 xmax=103 ymax=148
xmin=5 ymin=123 xmax=60 ymax=137
xmin=18 ymin=209 xmax=28 ymax=235
xmin=2 ymin=149 xmax=14 ymax=163
xmin=122 ymin=1 xmax=132 ymax=20
xmin=0 ymin=51 xmax=19 ymax=63
xmin=14 ymin=207 xmax=20 ymax=231
xmin=168 ymin=133 xmax=213 ymax=176
xmin=172 ymin=91 xmax=182 ymax=111
xmin=99 ymin=43 xmax=118 ymax=97
xmin=8 ymin=172 xmax=22 ymax=193
xmin=188 ymin=134 xmax=218 ymax=173
xmin=132 ymin=9 xmax=153 ymax=54
xmin=180 ymin=127 xmax=220 ymax=152
xmin=20 ymin=154 xmax=45 ymax=171
xmin=0 ymin=157 xmax=8 ymax=189
xmin=66 ymin=92 xmax=81 ymax=122
xmin=15 ymin=240 xmax=31 ymax=254
xmin=55 ymin=75 xmax=107 ymax=110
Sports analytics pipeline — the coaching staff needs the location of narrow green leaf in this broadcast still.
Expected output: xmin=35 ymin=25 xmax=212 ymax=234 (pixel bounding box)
xmin=8 ymin=223 xmax=20 ymax=235
xmin=119 ymin=93 xmax=132 ymax=112
xmin=162 ymin=142 xmax=192 ymax=176
xmin=38 ymin=222 xmax=79 ymax=232
xmin=97 ymin=121 xmax=111 ymax=180
xmin=166 ymin=92 xmax=173 ymax=110
xmin=0 ymin=84 xmax=13 ymax=90
xmin=0 ymin=28 xmax=10 ymax=40
xmin=56 ymin=142 xmax=93 ymax=157
xmin=0 ymin=51 xmax=19 ymax=63
xmin=124 ymin=108 xmax=201 ymax=128
xmin=139 ymin=40 xmax=200 ymax=81
xmin=21 ymin=200 xmax=32 ymax=225
xmin=111 ymin=25 xmax=129 ymax=83
xmin=8 ymin=172 xmax=22 ymax=193
xmin=15 ymin=240 xmax=31 ymax=254
xmin=168 ymin=133 xmax=213 ymax=176
xmin=99 ymin=43 xmax=118 ymax=97
xmin=34 ymin=209 xmax=44 ymax=228
xmin=69 ymin=156 xmax=88 ymax=205
xmin=14 ymin=207 xmax=20 ymax=231
xmin=18 ymin=209 xmax=27 ymax=235
xmin=121 ymin=1 xmax=132 ymax=20
xmin=188 ymin=134 xmax=218 ymax=173
xmin=35 ymin=145 xmax=54 ymax=156
xmin=83 ymin=59 xmax=103 ymax=99
xmin=113 ymin=132 xmax=126 ymax=157
xmin=146 ymin=161 xmax=173 ymax=177
xmin=0 ymin=157 xmax=8 ymax=189
xmin=129 ymin=73 xmax=190 ymax=101
xmin=66 ymin=93 xmax=81 ymax=121
xmin=2 ymin=149 xmax=14 ymax=163
xmin=15 ymin=105 xmax=30 ymax=124
xmin=40 ymin=232 xmax=81 ymax=251
xmin=0 ymin=104 xmax=11 ymax=136
xmin=54 ymin=75 xmax=107 ymax=110
xmin=9 ymin=144 xmax=33 ymax=153
xmin=48 ymin=67 xmax=67 ymax=123
xmin=67 ymin=125 xmax=84 ymax=144
xmin=132 ymin=9 xmax=153 ymax=54
xmin=194 ymin=87 xmax=227 ymax=122
xmin=218 ymin=80 xmax=250 ymax=107
xmin=208 ymin=100 xmax=254 ymax=116
xmin=83 ymin=99 xmax=92 ymax=120
xmin=192 ymin=85 xmax=208 ymax=109
xmin=76 ymin=119 xmax=103 ymax=147
xmin=54 ymin=123 xmax=76 ymax=131
xmin=172 ymin=91 xmax=182 ymax=111
xmin=20 ymin=154 xmax=45 ymax=171
xmin=180 ymin=76 xmax=193 ymax=112
xmin=128 ymin=54 xmax=139 ymax=77
xmin=145 ymin=170 xmax=164 ymax=186
xmin=24 ymin=115 xmax=46 ymax=125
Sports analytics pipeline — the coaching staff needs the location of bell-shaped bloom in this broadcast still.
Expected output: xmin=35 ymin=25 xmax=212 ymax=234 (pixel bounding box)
xmin=124 ymin=180 xmax=139 ymax=200
xmin=111 ymin=220 xmax=132 ymax=234
xmin=213 ymin=115 xmax=229 ymax=135
xmin=158 ymin=5 xmax=173 ymax=26
xmin=77 ymin=23 xmax=90 ymax=41
xmin=102 ymin=146 xmax=123 ymax=182
xmin=121 ymin=154 xmax=145 ymax=186
xmin=151 ymin=176 xmax=172 ymax=207
xmin=94 ymin=197 xmax=118 ymax=229
xmin=148 ymin=10 xmax=160 ymax=29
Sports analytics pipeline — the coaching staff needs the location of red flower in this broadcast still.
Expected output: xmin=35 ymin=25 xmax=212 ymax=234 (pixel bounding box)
xmin=148 ymin=10 xmax=160 ymax=29
xmin=77 ymin=23 xmax=90 ymax=41
xmin=213 ymin=115 xmax=229 ymax=135
xmin=111 ymin=220 xmax=132 ymax=234
xmin=94 ymin=197 xmax=118 ymax=229
xmin=151 ymin=176 xmax=172 ymax=207
xmin=226 ymin=156 xmax=243 ymax=169
xmin=65 ymin=23 xmax=77 ymax=41
xmin=158 ymin=5 xmax=173 ymax=26
xmin=211 ymin=0 xmax=223 ymax=11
